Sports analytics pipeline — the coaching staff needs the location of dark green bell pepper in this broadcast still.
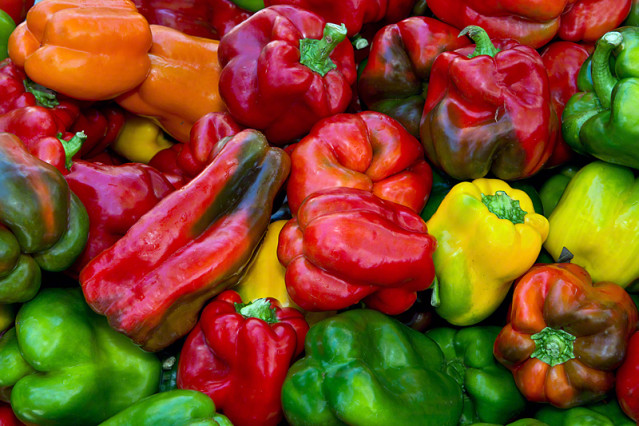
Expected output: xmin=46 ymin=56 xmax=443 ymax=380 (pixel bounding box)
xmin=420 ymin=167 xmax=459 ymax=222
xmin=281 ymin=309 xmax=463 ymax=426
xmin=99 ymin=390 xmax=232 ymax=426
xmin=0 ymin=288 xmax=161 ymax=425
xmin=535 ymin=398 xmax=635 ymax=426
xmin=426 ymin=326 xmax=527 ymax=425
xmin=0 ymin=9 xmax=14 ymax=61
xmin=562 ymin=27 xmax=639 ymax=170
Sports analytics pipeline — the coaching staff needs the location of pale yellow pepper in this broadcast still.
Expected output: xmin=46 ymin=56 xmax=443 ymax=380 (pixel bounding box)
xmin=111 ymin=114 xmax=174 ymax=164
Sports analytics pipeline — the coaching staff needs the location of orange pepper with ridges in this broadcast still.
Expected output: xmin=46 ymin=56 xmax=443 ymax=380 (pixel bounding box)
xmin=8 ymin=0 xmax=152 ymax=101
xmin=116 ymin=24 xmax=226 ymax=143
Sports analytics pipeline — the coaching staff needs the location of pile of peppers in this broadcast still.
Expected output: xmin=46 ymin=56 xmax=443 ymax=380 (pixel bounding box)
xmin=1 ymin=0 xmax=639 ymax=424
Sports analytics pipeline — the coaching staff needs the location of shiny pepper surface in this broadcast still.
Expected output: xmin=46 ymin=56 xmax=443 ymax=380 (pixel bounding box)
xmin=617 ymin=331 xmax=639 ymax=421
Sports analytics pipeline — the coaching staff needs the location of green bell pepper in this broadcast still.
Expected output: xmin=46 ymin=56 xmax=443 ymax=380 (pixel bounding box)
xmin=425 ymin=326 xmax=527 ymax=425
xmin=535 ymin=398 xmax=635 ymax=426
xmin=281 ymin=309 xmax=463 ymax=426
xmin=0 ymin=288 xmax=161 ymax=425
xmin=472 ymin=420 xmax=547 ymax=426
xmin=0 ymin=9 xmax=15 ymax=61
xmin=562 ymin=27 xmax=639 ymax=170
xmin=99 ymin=390 xmax=232 ymax=426
xmin=538 ymin=165 xmax=579 ymax=217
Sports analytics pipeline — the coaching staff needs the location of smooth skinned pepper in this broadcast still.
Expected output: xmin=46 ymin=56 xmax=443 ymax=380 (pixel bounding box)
xmin=80 ymin=129 xmax=290 ymax=352
xmin=616 ymin=331 xmax=639 ymax=421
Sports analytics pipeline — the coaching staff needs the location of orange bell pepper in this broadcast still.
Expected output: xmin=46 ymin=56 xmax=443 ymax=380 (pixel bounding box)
xmin=8 ymin=0 xmax=152 ymax=101
xmin=116 ymin=24 xmax=226 ymax=143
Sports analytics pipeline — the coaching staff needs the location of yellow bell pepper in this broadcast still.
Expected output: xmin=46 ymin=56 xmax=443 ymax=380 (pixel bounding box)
xmin=111 ymin=114 xmax=174 ymax=164
xmin=427 ymin=178 xmax=549 ymax=326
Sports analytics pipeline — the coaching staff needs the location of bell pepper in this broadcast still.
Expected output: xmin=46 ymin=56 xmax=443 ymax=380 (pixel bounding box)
xmin=626 ymin=0 xmax=639 ymax=25
xmin=281 ymin=308 xmax=463 ymax=425
xmin=132 ymin=0 xmax=219 ymax=39
xmin=544 ymin=161 xmax=639 ymax=291
xmin=116 ymin=24 xmax=226 ymax=144
xmin=71 ymin=103 xmax=126 ymax=159
xmin=562 ymin=28 xmax=639 ymax=169
xmin=427 ymin=0 xmax=630 ymax=48
xmin=178 ymin=290 xmax=308 ymax=426
xmin=111 ymin=114 xmax=174 ymax=164
xmin=0 ymin=9 xmax=14 ymax=61
xmin=493 ymin=263 xmax=639 ymax=408
xmin=427 ymin=178 xmax=549 ymax=326
xmin=0 ymin=288 xmax=161 ymax=425
xmin=419 ymin=167 xmax=459 ymax=222
xmin=8 ymin=0 xmax=153 ymax=101
xmin=420 ymin=26 xmax=558 ymax=181
xmin=539 ymin=41 xmax=591 ymax=168
xmin=357 ymin=16 xmax=470 ymax=137
xmin=426 ymin=326 xmax=527 ymax=425
xmin=277 ymin=187 xmax=437 ymax=315
xmin=617 ymin=331 xmax=639 ymax=421
xmin=80 ymin=129 xmax=290 ymax=351
xmin=0 ymin=303 xmax=14 ymax=333
xmin=99 ymin=390 xmax=232 ymax=426
xmin=0 ymin=132 xmax=88 ymax=303
xmin=230 ymin=0 xmax=263 ymax=12
xmin=0 ymin=0 xmax=32 ymax=25
xmin=208 ymin=0 xmax=252 ymax=38
xmin=538 ymin=164 xmax=579 ymax=217
xmin=64 ymin=159 xmax=174 ymax=276
xmin=0 ymin=402 xmax=23 ymax=426
xmin=287 ymin=111 xmax=432 ymax=215
xmin=535 ymin=398 xmax=635 ymax=425
xmin=217 ymin=5 xmax=356 ymax=144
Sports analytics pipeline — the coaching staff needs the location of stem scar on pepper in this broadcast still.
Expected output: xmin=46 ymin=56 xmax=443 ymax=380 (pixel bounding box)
xmin=300 ymin=23 xmax=348 ymax=76
xmin=481 ymin=191 xmax=527 ymax=224
xmin=530 ymin=327 xmax=576 ymax=367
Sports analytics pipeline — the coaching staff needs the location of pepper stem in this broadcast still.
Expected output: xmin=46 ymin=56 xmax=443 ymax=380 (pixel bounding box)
xmin=481 ymin=191 xmax=527 ymax=224
xmin=459 ymin=26 xmax=500 ymax=59
xmin=592 ymin=31 xmax=622 ymax=109
xmin=234 ymin=298 xmax=278 ymax=324
xmin=299 ymin=23 xmax=348 ymax=77
xmin=530 ymin=327 xmax=576 ymax=367
xmin=23 ymin=79 xmax=59 ymax=108
xmin=430 ymin=276 xmax=441 ymax=307
xmin=59 ymin=131 xmax=87 ymax=171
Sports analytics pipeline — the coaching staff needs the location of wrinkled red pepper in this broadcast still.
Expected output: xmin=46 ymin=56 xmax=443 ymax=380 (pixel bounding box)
xmin=617 ymin=331 xmax=639 ymax=421
xmin=287 ymin=111 xmax=432 ymax=215
xmin=218 ymin=5 xmax=356 ymax=144
xmin=277 ymin=187 xmax=437 ymax=315
xmin=420 ymin=26 xmax=558 ymax=181
xmin=80 ymin=129 xmax=290 ymax=351
xmin=177 ymin=290 xmax=308 ymax=426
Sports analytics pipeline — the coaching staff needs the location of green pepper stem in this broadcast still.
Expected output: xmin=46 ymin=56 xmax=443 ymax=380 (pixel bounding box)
xmin=481 ymin=191 xmax=527 ymax=224
xmin=530 ymin=327 xmax=576 ymax=367
xmin=459 ymin=26 xmax=500 ymax=59
xmin=592 ymin=31 xmax=622 ymax=109
xmin=23 ymin=79 xmax=59 ymax=108
xmin=430 ymin=276 xmax=441 ymax=307
xmin=299 ymin=23 xmax=348 ymax=77
xmin=234 ymin=298 xmax=278 ymax=324
xmin=59 ymin=131 xmax=87 ymax=171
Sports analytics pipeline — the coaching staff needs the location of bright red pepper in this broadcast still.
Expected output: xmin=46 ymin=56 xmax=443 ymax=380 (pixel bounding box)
xmin=177 ymin=290 xmax=308 ymax=426
xmin=80 ymin=129 xmax=290 ymax=352
xmin=287 ymin=111 xmax=432 ymax=215
xmin=277 ymin=187 xmax=437 ymax=315
xmin=132 ymin=0 xmax=220 ymax=39
xmin=0 ymin=0 xmax=33 ymax=24
xmin=0 ymin=402 xmax=24 ymax=426
xmin=617 ymin=331 xmax=639 ymax=421
xmin=208 ymin=0 xmax=252 ymax=38
xmin=218 ymin=5 xmax=356 ymax=144
xmin=420 ymin=26 xmax=558 ymax=181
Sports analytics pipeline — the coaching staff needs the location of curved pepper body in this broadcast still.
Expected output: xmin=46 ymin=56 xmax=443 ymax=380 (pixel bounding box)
xmin=617 ymin=331 xmax=639 ymax=421
xmin=80 ymin=129 xmax=290 ymax=351
xmin=110 ymin=114 xmax=174 ymax=164
xmin=493 ymin=263 xmax=639 ymax=408
xmin=535 ymin=398 xmax=635 ymax=425
xmin=427 ymin=178 xmax=548 ymax=326
xmin=0 ymin=9 xmax=14 ymax=61
xmin=132 ymin=0 xmax=220 ymax=39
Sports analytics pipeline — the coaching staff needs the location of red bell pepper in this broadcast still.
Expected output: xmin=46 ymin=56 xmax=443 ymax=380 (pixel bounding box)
xmin=218 ymin=5 xmax=356 ymax=144
xmin=539 ymin=41 xmax=591 ymax=167
xmin=287 ymin=111 xmax=432 ymax=215
xmin=277 ymin=187 xmax=437 ymax=315
xmin=493 ymin=263 xmax=638 ymax=408
xmin=64 ymin=159 xmax=174 ymax=276
xmin=177 ymin=290 xmax=308 ymax=426
xmin=427 ymin=0 xmax=631 ymax=48
xmin=80 ymin=129 xmax=290 ymax=351
xmin=0 ymin=402 xmax=23 ymax=426
xmin=0 ymin=0 xmax=33 ymax=24
xmin=132 ymin=0 xmax=220 ymax=39
xmin=617 ymin=331 xmax=639 ymax=421
xmin=208 ymin=0 xmax=252 ymax=38
xmin=420 ymin=26 xmax=558 ymax=181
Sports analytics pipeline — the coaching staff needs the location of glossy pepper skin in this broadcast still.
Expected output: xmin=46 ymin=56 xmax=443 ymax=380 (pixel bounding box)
xmin=0 ymin=288 xmax=161 ymax=425
xmin=544 ymin=161 xmax=639 ymax=291
xmin=278 ymin=187 xmax=437 ymax=315
xmin=8 ymin=0 xmax=152 ymax=101
xmin=358 ymin=17 xmax=470 ymax=137
xmin=132 ymin=0 xmax=220 ymax=39
xmin=420 ymin=26 xmax=558 ymax=181
xmin=81 ymin=129 xmax=290 ymax=352
xmin=178 ymin=290 xmax=309 ymax=426
xmin=116 ymin=24 xmax=226 ymax=144
xmin=427 ymin=0 xmax=630 ymax=48
xmin=0 ymin=9 xmax=14 ymax=60
xmin=99 ymin=390 xmax=232 ymax=426
xmin=0 ymin=402 xmax=23 ymax=426
xmin=110 ymin=114 xmax=173 ymax=164
xmin=282 ymin=309 xmax=463 ymax=426
xmin=535 ymin=399 xmax=635 ymax=425
xmin=562 ymin=28 xmax=639 ymax=169
xmin=427 ymin=179 xmax=549 ymax=326
xmin=493 ymin=263 xmax=639 ymax=408
xmin=287 ymin=111 xmax=432 ymax=215
xmin=0 ymin=0 xmax=33 ymax=24
xmin=64 ymin=159 xmax=174 ymax=276
xmin=426 ymin=326 xmax=527 ymax=425
xmin=218 ymin=5 xmax=356 ymax=144
xmin=0 ymin=133 xmax=88 ymax=303
xmin=617 ymin=331 xmax=639 ymax=421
